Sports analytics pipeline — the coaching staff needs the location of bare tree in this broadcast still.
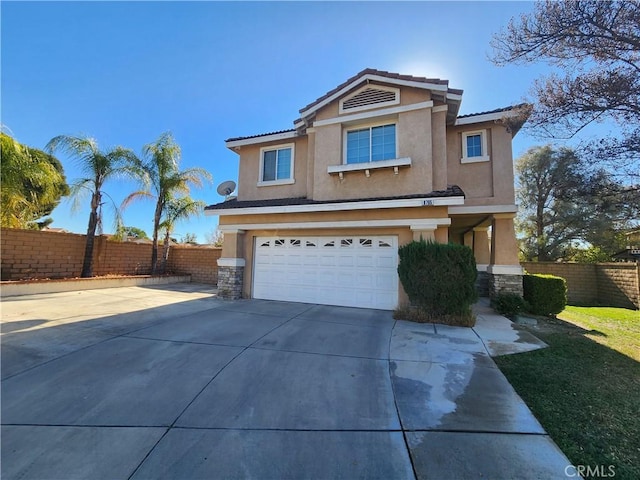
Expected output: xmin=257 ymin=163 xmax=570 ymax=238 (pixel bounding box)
xmin=491 ymin=0 xmax=640 ymax=180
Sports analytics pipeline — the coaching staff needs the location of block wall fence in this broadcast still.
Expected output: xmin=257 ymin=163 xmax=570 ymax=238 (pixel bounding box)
xmin=1 ymin=228 xmax=221 ymax=284
xmin=522 ymin=261 xmax=639 ymax=310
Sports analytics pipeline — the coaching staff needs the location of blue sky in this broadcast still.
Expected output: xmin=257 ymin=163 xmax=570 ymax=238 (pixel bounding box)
xmin=2 ymin=1 xmax=572 ymax=243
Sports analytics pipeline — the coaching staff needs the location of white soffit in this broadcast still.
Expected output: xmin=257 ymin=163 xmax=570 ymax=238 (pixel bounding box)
xmin=455 ymin=109 xmax=519 ymax=126
xmin=206 ymin=196 xmax=465 ymax=217
xmin=219 ymin=217 xmax=452 ymax=232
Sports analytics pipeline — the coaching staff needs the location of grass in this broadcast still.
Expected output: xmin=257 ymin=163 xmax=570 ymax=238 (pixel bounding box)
xmin=494 ymin=306 xmax=640 ymax=480
xmin=558 ymin=306 xmax=640 ymax=361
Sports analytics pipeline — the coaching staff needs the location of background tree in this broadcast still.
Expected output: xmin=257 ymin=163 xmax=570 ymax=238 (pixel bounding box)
xmin=1 ymin=133 xmax=69 ymax=228
xmin=124 ymin=132 xmax=212 ymax=274
xmin=205 ymin=229 xmax=224 ymax=247
xmin=516 ymin=145 xmax=637 ymax=261
xmin=114 ymin=225 xmax=149 ymax=240
xmin=47 ymin=135 xmax=142 ymax=277
xmin=158 ymin=197 xmax=204 ymax=272
xmin=491 ymin=0 xmax=640 ymax=181
xmin=182 ymin=232 xmax=199 ymax=244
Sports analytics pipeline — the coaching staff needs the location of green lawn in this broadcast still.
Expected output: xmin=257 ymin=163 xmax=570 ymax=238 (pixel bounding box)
xmin=494 ymin=306 xmax=640 ymax=480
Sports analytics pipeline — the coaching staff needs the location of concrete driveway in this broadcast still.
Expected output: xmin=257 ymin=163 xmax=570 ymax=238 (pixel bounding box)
xmin=1 ymin=283 xmax=572 ymax=479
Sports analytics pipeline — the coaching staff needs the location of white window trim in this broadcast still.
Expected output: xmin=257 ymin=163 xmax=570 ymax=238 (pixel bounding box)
xmin=258 ymin=143 xmax=295 ymax=186
xmin=343 ymin=120 xmax=398 ymax=165
xmin=339 ymin=84 xmax=400 ymax=114
xmin=461 ymin=130 xmax=490 ymax=163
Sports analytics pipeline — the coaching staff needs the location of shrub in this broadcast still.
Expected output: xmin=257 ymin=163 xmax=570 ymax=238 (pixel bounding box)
xmin=523 ymin=273 xmax=567 ymax=316
xmin=397 ymin=239 xmax=478 ymax=317
xmin=394 ymin=306 xmax=476 ymax=327
xmin=493 ymin=292 xmax=530 ymax=318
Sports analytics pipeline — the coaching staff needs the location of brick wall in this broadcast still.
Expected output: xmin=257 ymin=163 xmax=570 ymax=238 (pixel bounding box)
xmin=166 ymin=245 xmax=221 ymax=284
xmin=1 ymin=228 xmax=87 ymax=280
xmin=94 ymin=239 xmax=153 ymax=276
xmin=522 ymin=261 xmax=639 ymax=309
xmin=1 ymin=228 xmax=221 ymax=284
xmin=596 ymin=264 xmax=640 ymax=310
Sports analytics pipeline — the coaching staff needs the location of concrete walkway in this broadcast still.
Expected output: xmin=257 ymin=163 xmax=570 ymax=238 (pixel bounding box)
xmin=1 ymin=284 xmax=571 ymax=479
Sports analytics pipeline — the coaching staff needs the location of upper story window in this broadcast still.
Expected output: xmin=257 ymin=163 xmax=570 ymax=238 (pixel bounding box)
xmin=346 ymin=123 xmax=396 ymax=164
xmin=259 ymin=144 xmax=295 ymax=186
xmin=461 ymin=130 xmax=490 ymax=163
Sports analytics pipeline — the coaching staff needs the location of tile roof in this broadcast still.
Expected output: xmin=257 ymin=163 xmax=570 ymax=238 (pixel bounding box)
xmin=298 ymin=68 xmax=462 ymax=114
xmin=225 ymin=128 xmax=296 ymax=143
xmin=457 ymin=103 xmax=530 ymax=119
xmin=205 ymin=185 xmax=465 ymax=211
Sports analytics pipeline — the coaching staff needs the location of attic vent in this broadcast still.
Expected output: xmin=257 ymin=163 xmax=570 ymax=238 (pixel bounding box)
xmin=340 ymin=86 xmax=399 ymax=113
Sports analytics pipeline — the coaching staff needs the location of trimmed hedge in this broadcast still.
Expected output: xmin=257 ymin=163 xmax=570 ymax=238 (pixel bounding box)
xmin=397 ymin=239 xmax=477 ymax=316
xmin=523 ymin=273 xmax=567 ymax=316
xmin=493 ymin=292 xmax=530 ymax=318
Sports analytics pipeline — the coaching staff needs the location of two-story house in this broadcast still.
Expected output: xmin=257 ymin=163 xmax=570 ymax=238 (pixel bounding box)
xmin=206 ymin=69 xmax=527 ymax=309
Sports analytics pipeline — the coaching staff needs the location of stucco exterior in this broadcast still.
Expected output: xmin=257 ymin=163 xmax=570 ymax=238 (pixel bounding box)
xmin=208 ymin=69 xmax=528 ymax=303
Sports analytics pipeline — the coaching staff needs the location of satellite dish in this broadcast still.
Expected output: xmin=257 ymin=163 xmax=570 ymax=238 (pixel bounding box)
xmin=216 ymin=180 xmax=237 ymax=199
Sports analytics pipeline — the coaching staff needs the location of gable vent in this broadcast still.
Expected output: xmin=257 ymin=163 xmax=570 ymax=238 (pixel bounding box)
xmin=341 ymin=86 xmax=399 ymax=112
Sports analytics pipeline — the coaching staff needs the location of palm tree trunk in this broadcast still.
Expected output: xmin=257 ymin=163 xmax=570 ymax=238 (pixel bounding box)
xmin=151 ymin=201 xmax=163 ymax=274
xmin=81 ymin=191 xmax=101 ymax=277
xmin=161 ymin=230 xmax=171 ymax=274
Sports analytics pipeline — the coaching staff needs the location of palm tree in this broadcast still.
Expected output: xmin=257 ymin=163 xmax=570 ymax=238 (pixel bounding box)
xmin=46 ymin=135 xmax=142 ymax=277
xmin=124 ymin=132 xmax=212 ymax=274
xmin=158 ymin=196 xmax=205 ymax=272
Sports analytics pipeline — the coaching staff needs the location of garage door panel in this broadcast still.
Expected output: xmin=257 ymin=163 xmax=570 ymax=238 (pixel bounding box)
xmin=303 ymin=254 xmax=319 ymax=266
xmin=320 ymin=256 xmax=336 ymax=266
xmin=286 ymin=254 xmax=303 ymax=266
xmin=254 ymin=236 xmax=398 ymax=310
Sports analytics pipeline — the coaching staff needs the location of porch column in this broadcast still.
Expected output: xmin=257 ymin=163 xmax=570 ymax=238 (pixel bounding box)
xmin=488 ymin=213 xmax=523 ymax=298
xmin=411 ymin=225 xmax=436 ymax=242
xmin=473 ymin=226 xmax=491 ymax=271
xmin=463 ymin=231 xmax=473 ymax=249
xmin=217 ymin=229 xmax=246 ymax=299
xmin=434 ymin=226 xmax=449 ymax=244
xmin=410 ymin=219 xmax=451 ymax=243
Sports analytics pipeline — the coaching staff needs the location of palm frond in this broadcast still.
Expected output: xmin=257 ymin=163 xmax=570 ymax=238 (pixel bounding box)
xmin=46 ymin=135 xmax=101 ymax=177
xmin=66 ymin=179 xmax=93 ymax=214
xmin=121 ymin=190 xmax=155 ymax=209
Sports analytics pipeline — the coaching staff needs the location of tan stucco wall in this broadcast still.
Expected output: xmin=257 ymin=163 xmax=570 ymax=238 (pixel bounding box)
xmin=310 ymin=107 xmax=434 ymax=201
xmin=431 ymin=108 xmax=448 ymax=191
xmin=233 ymin=82 xmax=516 ymax=207
xmin=236 ymin=137 xmax=308 ymax=201
xmin=314 ymin=84 xmax=432 ymax=121
xmin=446 ymin=123 xmax=516 ymax=205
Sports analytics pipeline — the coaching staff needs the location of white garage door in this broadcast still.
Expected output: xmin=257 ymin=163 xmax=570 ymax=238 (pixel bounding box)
xmin=253 ymin=236 xmax=398 ymax=310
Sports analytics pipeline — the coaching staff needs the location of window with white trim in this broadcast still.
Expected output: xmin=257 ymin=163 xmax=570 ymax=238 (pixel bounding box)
xmin=259 ymin=144 xmax=294 ymax=185
xmin=461 ymin=130 xmax=489 ymax=163
xmin=345 ymin=123 xmax=396 ymax=164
